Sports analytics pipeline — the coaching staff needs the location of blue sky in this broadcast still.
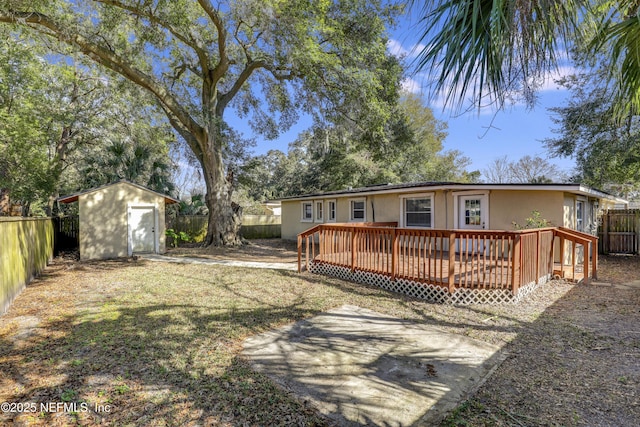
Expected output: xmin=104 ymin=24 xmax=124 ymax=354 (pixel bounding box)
xmin=242 ymin=9 xmax=577 ymax=179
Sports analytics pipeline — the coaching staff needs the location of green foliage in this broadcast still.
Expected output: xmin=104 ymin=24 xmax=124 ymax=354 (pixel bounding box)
xmin=512 ymin=211 xmax=552 ymax=230
xmin=545 ymin=69 xmax=640 ymax=192
xmin=0 ymin=28 xmax=176 ymax=215
xmin=239 ymin=94 xmax=479 ymax=199
xmin=165 ymin=228 xmax=191 ymax=248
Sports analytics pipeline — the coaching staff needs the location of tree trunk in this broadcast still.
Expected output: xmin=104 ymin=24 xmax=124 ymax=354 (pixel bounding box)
xmin=200 ymin=132 xmax=243 ymax=246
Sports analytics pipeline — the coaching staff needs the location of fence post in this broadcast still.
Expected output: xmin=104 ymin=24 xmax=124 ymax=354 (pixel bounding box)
xmin=512 ymin=235 xmax=521 ymax=295
xmin=602 ymin=210 xmax=609 ymax=254
xmin=448 ymin=232 xmax=456 ymax=294
xmin=535 ymin=230 xmax=541 ymax=284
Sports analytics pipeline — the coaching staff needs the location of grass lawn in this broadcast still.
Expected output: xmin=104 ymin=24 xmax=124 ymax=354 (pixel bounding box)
xmin=0 ymin=255 xmax=638 ymax=426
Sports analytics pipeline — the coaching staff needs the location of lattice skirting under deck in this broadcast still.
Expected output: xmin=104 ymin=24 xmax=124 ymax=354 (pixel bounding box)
xmin=309 ymin=262 xmax=549 ymax=305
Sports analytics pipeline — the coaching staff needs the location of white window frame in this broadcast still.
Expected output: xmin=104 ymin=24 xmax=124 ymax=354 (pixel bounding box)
xmin=301 ymin=201 xmax=313 ymax=222
xmin=576 ymin=198 xmax=586 ymax=232
xmin=349 ymin=198 xmax=366 ymax=222
xmin=399 ymin=193 xmax=434 ymax=228
xmin=327 ymin=199 xmax=337 ymax=223
xmin=314 ymin=200 xmax=324 ymax=223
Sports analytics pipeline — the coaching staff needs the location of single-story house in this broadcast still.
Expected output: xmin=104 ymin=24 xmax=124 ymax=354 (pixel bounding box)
xmin=58 ymin=180 xmax=178 ymax=260
xmin=278 ymin=182 xmax=623 ymax=240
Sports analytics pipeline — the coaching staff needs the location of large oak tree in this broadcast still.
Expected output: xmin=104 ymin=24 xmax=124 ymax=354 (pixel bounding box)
xmin=0 ymin=0 xmax=402 ymax=245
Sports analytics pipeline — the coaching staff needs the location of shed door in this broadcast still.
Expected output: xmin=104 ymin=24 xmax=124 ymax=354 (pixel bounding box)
xmin=129 ymin=206 xmax=156 ymax=253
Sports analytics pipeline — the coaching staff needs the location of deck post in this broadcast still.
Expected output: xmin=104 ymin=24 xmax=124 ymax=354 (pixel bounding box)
xmin=559 ymin=234 xmax=565 ymax=276
xmin=297 ymin=235 xmax=302 ymax=272
xmin=351 ymin=227 xmax=356 ymax=272
xmin=512 ymin=235 xmax=521 ymax=294
xmin=592 ymin=239 xmax=598 ymax=279
xmin=391 ymin=228 xmax=397 ymax=281
xmin=307 ymin=234 xmax=311 ymax=268
xmin=448 ymin=232 xmax=456 ymax=294
xmin=583 ymin=242 xmax=590 ymax=284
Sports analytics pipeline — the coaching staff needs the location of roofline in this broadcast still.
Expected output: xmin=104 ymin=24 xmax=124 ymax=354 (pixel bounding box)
xmin=57 ymin=179 xmax=179 ymax=204
xmin=274 ymin=182 xmax=624 ymax=203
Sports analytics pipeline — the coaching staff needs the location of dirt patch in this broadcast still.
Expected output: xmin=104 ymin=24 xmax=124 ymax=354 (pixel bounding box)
xmin=443 ymin=255 xmax=640 ymax=426
xmin=167 ymin=238 xmax=298 ymax=263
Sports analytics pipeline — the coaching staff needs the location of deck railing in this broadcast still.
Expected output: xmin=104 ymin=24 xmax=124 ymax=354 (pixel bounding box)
xmin=298 ymin=224 xmax=597 ymax=296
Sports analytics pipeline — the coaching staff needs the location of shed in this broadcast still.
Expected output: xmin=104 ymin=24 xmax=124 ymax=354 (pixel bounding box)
xmin=58 ymin=180 xmax=179 ymax=260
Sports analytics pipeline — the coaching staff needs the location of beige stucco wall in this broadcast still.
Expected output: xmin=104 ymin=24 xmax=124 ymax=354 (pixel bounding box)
xmin=488 ymin=190 xmax=565 ymax=230
xmin=281 ymin=188 xmax=604 ymax=241
xmin=79 ymin=182 xmax=167 ymax=260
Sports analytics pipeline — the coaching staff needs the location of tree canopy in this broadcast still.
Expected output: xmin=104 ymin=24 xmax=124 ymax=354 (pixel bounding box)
xmin=545 ymin=69 xmax=640 ymax=192
xmin=0 ymin=29 xmax=176 ymax=216
xmin=0 ymin=0 xmax=404 ymax=244
xmin=239 ymin=93 xmax=478 ymax=200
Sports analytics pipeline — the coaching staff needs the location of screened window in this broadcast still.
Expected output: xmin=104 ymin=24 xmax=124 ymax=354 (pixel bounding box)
xmin=328 ymin=200 xmax=336 ymax=222
xmin=404 ymin=197 xmax=432 ymax=227
xmin=576 ymin=200 xmax=584 ymax=232
xmin=350 ymin=200 xmax=365 ymax=221
xmin=315 ymin=201 xmax=323 ymax=222
xmin=301 ymin=202 xmax=313 ymax=222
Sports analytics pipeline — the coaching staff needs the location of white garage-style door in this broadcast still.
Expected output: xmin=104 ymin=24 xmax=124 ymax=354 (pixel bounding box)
xmin=128 ymin=205 xmax=157 ymax=255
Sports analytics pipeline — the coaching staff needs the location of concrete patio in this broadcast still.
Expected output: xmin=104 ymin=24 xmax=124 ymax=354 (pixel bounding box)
xmin=243 ymin=305 xmax=506 ymax=426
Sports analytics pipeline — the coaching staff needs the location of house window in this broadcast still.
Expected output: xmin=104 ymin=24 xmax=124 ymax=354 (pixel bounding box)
xmin=315 ymin=201 xmax=323 ymax=222
xmin=576 ymin=200 xmax=584 ymax=232
xmin=327 ymin=200 xmax=336 ymax=222
xmin=404 ymin=197 xmax=432 ymax=227
xmin=301 ymin=202 xmax=313 ymax=222
xmin=350 ymin=199 xmax=365 ymax=221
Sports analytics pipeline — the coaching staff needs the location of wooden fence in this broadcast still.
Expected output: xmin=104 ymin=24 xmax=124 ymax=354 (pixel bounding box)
xmin=599 ymin=209 xmax=640 ymax=254
xmin=166 ymin=214 xmax=281 ymax=241
xmin=53 ymin=215 xmax=79 ymax=255
xmin=0 ymin=218 xmax=54 ymax=314
xmin=298 ymin=224 xmax=597 ymax=302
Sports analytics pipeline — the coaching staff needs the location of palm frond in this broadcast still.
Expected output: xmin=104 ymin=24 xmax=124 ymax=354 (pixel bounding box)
xmin=412 ymin=0 xmax=583 ymax=111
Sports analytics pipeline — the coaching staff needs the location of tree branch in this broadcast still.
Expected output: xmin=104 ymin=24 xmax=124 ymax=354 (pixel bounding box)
xmin=197 ymin=0 xmax=229 ymax=87
xmin=0 ymin=10 xmax=205 ymax=145
xmin=94 ymin=0 xmax=212 ymax=77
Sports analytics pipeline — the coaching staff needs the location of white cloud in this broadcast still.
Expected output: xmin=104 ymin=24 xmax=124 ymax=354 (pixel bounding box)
xmin=537 ymin=66 xmax=576 ymax=91
xmin=387 ymin=39 xmax=426 ymax=59
xmin=401 ymin=77 xmax=422 ymax=94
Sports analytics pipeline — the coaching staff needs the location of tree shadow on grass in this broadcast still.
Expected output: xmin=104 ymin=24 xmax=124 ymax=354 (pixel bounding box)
xmin=0 ymin=301 xmax=329 ymax=426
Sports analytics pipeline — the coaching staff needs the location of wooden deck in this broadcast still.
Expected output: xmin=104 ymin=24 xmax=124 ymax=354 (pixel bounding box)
xmin=298 ymin=224 xmax=597 ymax=297
xmin=315 ymin=251 xmax=514 ymax=290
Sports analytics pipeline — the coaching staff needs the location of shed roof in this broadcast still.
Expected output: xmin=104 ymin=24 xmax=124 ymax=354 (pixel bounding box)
xmin=57 ymin=180 xmax=179 ymax=205
xmin=275 ymin=181 xmax=626 ymax=203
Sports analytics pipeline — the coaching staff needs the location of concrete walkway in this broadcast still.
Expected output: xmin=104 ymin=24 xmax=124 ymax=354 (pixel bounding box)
xmin=243 ymin=305 xmax=505 ymax=426
xmin=140 ymin=254 xmax=297 ymax=271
